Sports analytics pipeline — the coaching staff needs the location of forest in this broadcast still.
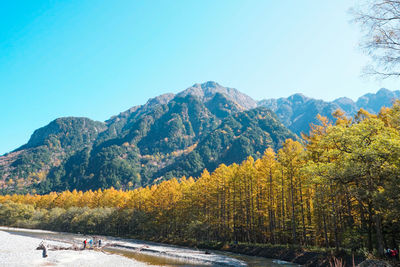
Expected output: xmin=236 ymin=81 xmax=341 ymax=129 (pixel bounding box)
xmin=1 ymin=103 xmax=400 ymax=258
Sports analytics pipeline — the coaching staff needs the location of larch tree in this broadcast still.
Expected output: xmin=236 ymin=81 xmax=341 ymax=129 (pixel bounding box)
xmin=278 ymin=139 xmax=305 ymax=244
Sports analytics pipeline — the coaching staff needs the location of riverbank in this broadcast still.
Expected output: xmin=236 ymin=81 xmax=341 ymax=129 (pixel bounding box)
xmin=148 ymin=238 xmax=367 ymax=267
xmin=0 ymin=226 xmax=375 ymax=266
xmin=0 ymin=230 xmax=152 ymax=266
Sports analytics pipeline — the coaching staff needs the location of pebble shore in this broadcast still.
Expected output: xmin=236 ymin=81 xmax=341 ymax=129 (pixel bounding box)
xmin=0 ymin=230 xmax=151 ymax=267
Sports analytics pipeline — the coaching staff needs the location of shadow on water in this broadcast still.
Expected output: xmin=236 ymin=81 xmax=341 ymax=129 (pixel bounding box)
xmin=1 ymin=228 xmax=298 ymax=267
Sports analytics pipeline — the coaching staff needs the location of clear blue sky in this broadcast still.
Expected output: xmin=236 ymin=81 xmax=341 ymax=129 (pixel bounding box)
xmin=0 ymin=0 xmax=398 ymax=155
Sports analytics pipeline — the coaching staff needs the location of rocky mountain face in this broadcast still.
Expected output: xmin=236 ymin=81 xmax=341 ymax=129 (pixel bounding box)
xmin=177 ymin=81 xmax=258 ymax=110
xmin=259 ymin=88 xmax=400 ymax=135
xmin=0 ymin=82 xmax=293 ymax=194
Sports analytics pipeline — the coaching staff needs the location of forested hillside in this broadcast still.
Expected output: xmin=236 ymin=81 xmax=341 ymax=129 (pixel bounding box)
xmin=0 ymin=118 xmax=107 ymax=192
xmin=2 ymin=103 xmax=400 ymax=257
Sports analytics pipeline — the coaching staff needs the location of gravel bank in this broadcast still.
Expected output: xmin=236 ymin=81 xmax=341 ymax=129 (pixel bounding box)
xmin=0 ymin=230 xmax=152 ymax=267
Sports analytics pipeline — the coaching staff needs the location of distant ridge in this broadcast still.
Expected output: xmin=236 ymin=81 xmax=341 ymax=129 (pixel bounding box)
xmin=258 ymin=88 xmax=400 ymax=135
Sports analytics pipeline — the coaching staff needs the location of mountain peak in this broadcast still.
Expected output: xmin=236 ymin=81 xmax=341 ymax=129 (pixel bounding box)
xmin=199 ymin=81 xmax=220 ymax=88
xmin=177 ymin=81 xmax=257 ymax=110
xmin=333 ymin=97 xmax=354 ymax=104
xmin=288 ymin=93 xmax=307 ymax=103
xmin=376 ymin=88 xmax=391 ymax=96
xmin=21 ymin=117 xmax=106 ymax=151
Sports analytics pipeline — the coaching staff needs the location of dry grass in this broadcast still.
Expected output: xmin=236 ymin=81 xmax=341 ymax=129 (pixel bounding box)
xmin=329 ymin=256 xmax=345 ymax=267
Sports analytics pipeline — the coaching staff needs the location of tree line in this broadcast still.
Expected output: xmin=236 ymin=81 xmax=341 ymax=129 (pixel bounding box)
xmin=1 ymin=104 xmax=400 ymax=257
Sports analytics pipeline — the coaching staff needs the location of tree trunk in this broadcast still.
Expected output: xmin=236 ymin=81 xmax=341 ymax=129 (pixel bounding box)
xmin=281 ymin=168 xmax=285 ymax=243
xmin=322 ymin=207 xmax=329 ymax=248
xmin=375 ymin=213 xmax=384 ymax=256
xmin=367 ymin=203 xmax=373 ymax=252
xmin=269 ymin=168 xmax=275 ymax=244
xmin=331 ymin=185 xmax=340 ymax=252
xmin=290 ymin=171 xmax=297 ymax=244
xmin=299 ymin=180 xmax=307 ymax=245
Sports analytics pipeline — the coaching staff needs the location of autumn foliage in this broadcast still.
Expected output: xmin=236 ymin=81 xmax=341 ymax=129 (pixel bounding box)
xmin=2 ymin=103 xmax=400 ymax=256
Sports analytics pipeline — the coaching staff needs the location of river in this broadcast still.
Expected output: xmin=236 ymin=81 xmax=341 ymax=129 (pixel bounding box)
xmin=0 ymin=227 xmax=299 ymax=267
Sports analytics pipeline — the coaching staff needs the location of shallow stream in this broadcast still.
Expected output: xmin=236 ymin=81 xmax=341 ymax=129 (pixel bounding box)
xmin=1 ymin=228 xmax=298 ymax=267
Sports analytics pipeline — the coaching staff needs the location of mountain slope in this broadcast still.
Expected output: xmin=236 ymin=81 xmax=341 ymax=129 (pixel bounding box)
xmin=157 ymin=107 xmax=295 ymax=180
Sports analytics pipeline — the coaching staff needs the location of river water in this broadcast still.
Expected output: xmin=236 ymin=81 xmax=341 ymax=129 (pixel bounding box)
xmin=1 ymin=228 xmax=298 ymax=267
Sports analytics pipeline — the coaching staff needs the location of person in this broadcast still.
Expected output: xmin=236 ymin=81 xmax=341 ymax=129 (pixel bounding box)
xmin=386 ymin=248 xmax=391 ymax=258
xmin=83 ymin=239 xmax=87 ymax=249
xmin=39 ymin=241 xmax=48 ymax=258
xmin=42 ymin=246 xmax=48 ymax=258
xmin=390 ymin=248 xmax=397 ymax=259
xmin=394 ymin=248 xmax=399 ymax=260
xmin=89 ymin=239 xmax=93 ymax=248
xmin=98 ymin=239 xmax=102 ymax=247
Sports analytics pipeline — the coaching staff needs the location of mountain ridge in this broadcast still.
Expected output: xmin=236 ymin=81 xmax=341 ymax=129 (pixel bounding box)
xmin=258 ymin=87 xmax=400 ymax=134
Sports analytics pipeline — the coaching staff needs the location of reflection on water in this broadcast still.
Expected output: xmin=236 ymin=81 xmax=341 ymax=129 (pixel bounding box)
xmin=104 ymin=247 xmax=210 ymax=267
xmin=1 ymin=228 xmax=298 ymax=267
xmin=217 ymin=252 xmax=298 ymax=267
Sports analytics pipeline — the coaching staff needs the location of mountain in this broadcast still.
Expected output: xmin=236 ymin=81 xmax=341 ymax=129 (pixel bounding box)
xmin=0 ymin=82 xmax=293 ymax=194
xmin=2 ymin=83 xmax=398 ymax=194
xmin=259 ymin=88 xmax=400 ymax=135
